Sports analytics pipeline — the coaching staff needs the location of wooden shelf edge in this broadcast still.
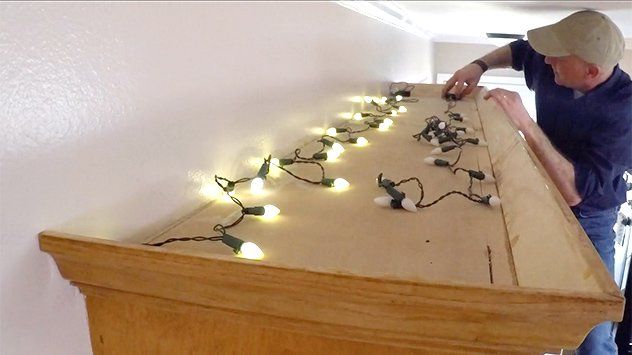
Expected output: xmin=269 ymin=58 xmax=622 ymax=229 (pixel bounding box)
xmin=39 ymin=230 xmax=624 ymax=350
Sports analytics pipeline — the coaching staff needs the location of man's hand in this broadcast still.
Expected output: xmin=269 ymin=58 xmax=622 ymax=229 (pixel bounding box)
xmin=484 ymin=88 xmax=535 ymax=133
xmin=441 ymin=63 xmax=485 ymax=99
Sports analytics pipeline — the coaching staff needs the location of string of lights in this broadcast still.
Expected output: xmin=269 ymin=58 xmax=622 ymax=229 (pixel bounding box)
xmin=145 ymin=82 xmax=501 ymax=261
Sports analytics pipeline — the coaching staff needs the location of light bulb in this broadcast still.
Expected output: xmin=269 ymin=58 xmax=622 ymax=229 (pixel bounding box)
xmin=333 ymin=178 xmax=350 ymax=190
xmin=199 ymin=183 xmax=222 ymax=200
xmin=398 ymin=106 xmax=407 ymax=113
xmin=489 ymin=196 xmax=501 ymax=207
xmin=350 ymin=96 xmax=363 ymax=103
xmin=221 ymin=233 xmax=264 ymax=260
xmin=326 ymin=127 xmax=337 ymax=136
xmin=364 ymin=96 xmax=373 ymax=103
xmin=341 ymin=112 xmax=353 ymax=119
xmin=383 ymin=118 xmax=394 ymax=127
xmin=332 ymin=142 xmax=345 ymax=153
xmin=430 ymin=138 xmax=439 ymax=146
xmin=390 ymin=110 xmax=398 ymax=116
xmin=395 ymin=95 xmax=403 ymax=101
xmin=239 ymin=242 xmax=264 ymax=260
xmin=374 ymin=196 xmax=392 ymax=207
xmin=251 ymin=177 xmax=264 ymax=193
xmin=263 ymin=204 xmax=281 ymax=218
xmin=378 ymin=122 xmax=389 ymax=131
xmin=271 ymin=158 xmax=280 ymax=166
xmin=438 ymin=122 xmax=446 ymax=129
xmin=353 ymin=112 xmax=363 ymax=120
xmin=326 ymin=149 xmax=341 ymax=161
xmin=380 ymin=96 xmax=387 ymax=103
xmin=401 ymin=198 xmax=417 ymax=212
xmin=355 ymin=137 xmax=368 ymax=146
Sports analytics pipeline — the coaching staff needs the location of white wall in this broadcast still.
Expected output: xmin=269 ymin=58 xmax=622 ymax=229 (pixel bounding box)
xmin=433 ymin=41 xmax=523 ymax=80
xmin=0 ymin=3 xmax=432 ymax=354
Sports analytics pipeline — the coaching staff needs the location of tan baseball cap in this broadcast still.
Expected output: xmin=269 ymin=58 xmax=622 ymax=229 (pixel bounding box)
xmin=527 ymin=10 xmax=624 ymax=68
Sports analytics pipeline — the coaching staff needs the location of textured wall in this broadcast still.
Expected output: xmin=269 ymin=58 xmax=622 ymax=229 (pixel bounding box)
xmin=0 ymin=3 xmax=432 ymax=354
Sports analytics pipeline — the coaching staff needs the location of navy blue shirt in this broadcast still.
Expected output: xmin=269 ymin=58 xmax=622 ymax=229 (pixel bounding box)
xmin=509 ymin=39 xmax=632 ymax=213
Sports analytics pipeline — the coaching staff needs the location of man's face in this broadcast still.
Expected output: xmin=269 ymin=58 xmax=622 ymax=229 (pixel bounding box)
xmin=544 ymin=55 xmax=589 ymax=89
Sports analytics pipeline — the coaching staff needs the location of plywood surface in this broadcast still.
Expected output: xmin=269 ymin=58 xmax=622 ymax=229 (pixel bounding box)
xmin=147 ymin=85 xmax=514 ymax=286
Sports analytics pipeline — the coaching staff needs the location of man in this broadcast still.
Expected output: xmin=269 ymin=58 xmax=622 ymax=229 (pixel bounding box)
xmin=442 ymin=10 xmax=631 ymax=355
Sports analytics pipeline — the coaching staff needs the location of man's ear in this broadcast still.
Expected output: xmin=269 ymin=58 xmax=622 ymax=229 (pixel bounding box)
xmin=586 ymin=64 xmax=600 ymax=79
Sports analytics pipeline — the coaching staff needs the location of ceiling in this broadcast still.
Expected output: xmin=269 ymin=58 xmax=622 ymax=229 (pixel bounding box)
xmin=393 ymin=1 xmax=632 ymax=45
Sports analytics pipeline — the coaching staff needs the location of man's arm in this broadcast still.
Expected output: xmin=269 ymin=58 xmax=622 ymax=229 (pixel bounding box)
xmin=441 ymin=45 xmax=514 ymax=98
xmin=484 ymin=89 xmax=582 ymax=206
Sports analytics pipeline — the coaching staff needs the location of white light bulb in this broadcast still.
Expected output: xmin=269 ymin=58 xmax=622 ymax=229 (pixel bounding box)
xmin=350 ymin=96 xmax=363 ymax=103
xmin=378 ymin=122 xmax=389 ymax=131
xmin=489 ymin=196 xmax=501 ymax=207
xmin=239 ymin=242 xmax=264 ymax=260
xmin=390 ymin=110 xmax=398 ymax=116
xmin=461 ymin=114 xmax=470 ymax=121
xmin=380 ymin=96 xmax=387 ymax=103
xmin=353 ymin=112 xmax=363 ymax=120
xmin=333 ymin=178 xmax=350 ymax=190
xmin=341 ymin=112 xmax=353 ymax=119
xmin=199 ymin=183 xmax=222 ymax=200
xmin=271 ymin=158 xmax=280 ymax=166
xmin=262 ymin=204 xmax=281 ymax=218
xmin=332 ymin=142 xmax=345 ymax=153
xmin=326 ymin=149 xmax=341 ymax=161
xmin=401 ymin=198 xmax=417 ymax=212
xmin=457 ymin=130 xmax=466 ymax=136
xmin=251 ymin=177 xmax=264 ymax=193
xmin=326 ymin=127 xmax=337 ymax=136
xmin=482 ymin=171 xmax=496 ymax=183
xmin=477 ymin=139 xmax=488 ymax=147
xmin=430 ymin=138 xmax=439 ymax=146
xmin=424 ymin=157 xmax=437 ymax=165
xmin=383 ymin=118 xmax=394 ymax=127
xmin=395 ymin=95 xmax=403 ymax=101
xmin=438 ymin=122 xmax=446 ymax=129
xmin=356 ymin=137 xmax=368 ymax=146
xmin=374 ymin=196 xmax=392 ymax=207
xmin=398 ymin=106 xmax=407 ymax=113
xmin=430 ymin=147 xmax=443 ymax=155
xmin=364 ymin=96 xmax=373 ymax=103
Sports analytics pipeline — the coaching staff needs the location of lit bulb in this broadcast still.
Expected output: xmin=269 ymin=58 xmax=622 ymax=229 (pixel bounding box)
xmin=341 ymin=112 xmax=353 ymax=119
xmin=430 ymin=138 xmax=439 ymax=146
xmin=251 ymin=177 xmax=264 ymax=193
xmin=332 ymin=142 xmax=345 ymax=153
xmin=355 ymin=137 xmax=368 ymax=146
xmin=380 ymin=96 xmax=387 ymax=103
xmin=238 ymin=242 xmax=264 ymax=260
xmin=350 ymin=96 xmax=363 ymax=103
xmin=326 ymin=127 xmax=337 ymax=136
xmin=353 ymin=112 xmax=363 ymax=120
xmin=326 ymin=149 xmax=341 ymax=161
xmin=263 ymin=204 xmax=281 ymax=218
xmin=438 ymin=122 xmax=446 ymax=129
xmin=378 ymin=122 xmax=389 ymax=131
xmin=383 ymin=118 xmax=393 ymax=127
xmin=364 ymin=96 xmax=373 ymax=103
xmin=199 ymin=183 xmax=222 ymax=200
xmin=333 ymin=178 xmax=350 ymax=190
xmin=395 ymin=95 xmax=403 ymax=101
xmin=398 ymin=106 xmax=407 ymax=113
xmin=390 ymin=110 xmax=398 ymax=116
xmin=271 ymin=158 xmax=280 ymax=166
